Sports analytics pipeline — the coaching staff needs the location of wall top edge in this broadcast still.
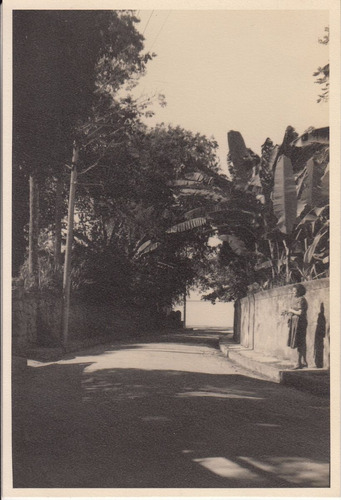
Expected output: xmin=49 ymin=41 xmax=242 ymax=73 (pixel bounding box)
xmin=241 ymin=278 xmax=329 ymax=302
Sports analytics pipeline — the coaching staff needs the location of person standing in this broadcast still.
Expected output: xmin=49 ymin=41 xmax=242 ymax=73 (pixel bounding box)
xmin=282 ymin=284 xmax=308 ymax=369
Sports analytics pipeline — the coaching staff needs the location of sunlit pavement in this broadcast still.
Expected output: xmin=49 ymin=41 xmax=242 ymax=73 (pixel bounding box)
xmin=13 ymin=330 xmax=330 ymax=489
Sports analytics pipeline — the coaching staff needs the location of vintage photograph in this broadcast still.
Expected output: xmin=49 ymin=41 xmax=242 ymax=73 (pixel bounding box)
xmin=3 ymin=0 xmax=340 ymax=495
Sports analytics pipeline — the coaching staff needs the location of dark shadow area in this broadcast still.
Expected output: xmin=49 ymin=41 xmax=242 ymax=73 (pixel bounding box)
xmin=281 ymin=369 xmax=329 ymax=397
xmin=13 ymin=350 xmax=330 ymax=489
xmin=160 ymin=328 xmax=230 ymax=348
xmin=29 ymin=334 xmax=188 ymax=363
xmin=29 ymin=328 xmax=229 ymax=363
xmin=314 ymin=303 xmax=326 ymax=368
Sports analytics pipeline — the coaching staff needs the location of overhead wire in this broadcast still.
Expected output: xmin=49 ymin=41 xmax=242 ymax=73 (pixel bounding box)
xmin=149 ymin=11 xmax=171 ymax=51
xmin=142 ymin=10 xmax=154 ymax=35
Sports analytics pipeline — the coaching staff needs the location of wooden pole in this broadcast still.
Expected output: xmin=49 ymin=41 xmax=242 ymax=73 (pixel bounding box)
xmin=28 ymin=173 xmax=39 ymax=285
xmin=183 ymin=286 xmax=187 ymax=329
xmin=183 ymin=247 xmax=188 ymax=329
xmin=62 ymin=143 xmax=79 ymax=347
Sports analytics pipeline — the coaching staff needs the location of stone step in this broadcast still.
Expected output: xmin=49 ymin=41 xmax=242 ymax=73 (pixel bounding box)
xmin=219 ymin=338 xmax=329 ymax=397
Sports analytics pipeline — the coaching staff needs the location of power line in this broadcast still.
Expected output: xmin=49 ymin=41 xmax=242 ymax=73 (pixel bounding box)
xmin=149 ymin=11 xmax=171 ymax=51
xmin=143 ymin=10 xmax=154 ymax=35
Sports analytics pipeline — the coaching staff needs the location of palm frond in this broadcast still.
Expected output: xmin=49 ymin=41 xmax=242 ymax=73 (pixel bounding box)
xmin=166 ymin=217 xmax=207 ymax=234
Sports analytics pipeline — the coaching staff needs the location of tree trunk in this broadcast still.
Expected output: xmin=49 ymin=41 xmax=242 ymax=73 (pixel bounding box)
xmin=28 ymin=173 xmax=39 ymax=286
xmin=62 ymin=143 xmax=79 ymax=347
xmin=54 ymin=171 xmax=63 ymax=269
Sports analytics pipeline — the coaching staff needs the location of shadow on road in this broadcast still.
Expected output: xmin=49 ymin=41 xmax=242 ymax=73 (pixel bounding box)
xmin=13 ymin=334 xmax=330 ymax=489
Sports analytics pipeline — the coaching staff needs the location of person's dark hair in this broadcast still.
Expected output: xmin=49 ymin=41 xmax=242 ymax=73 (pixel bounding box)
xmin=293 ymin=284 xmax=306 ymax=297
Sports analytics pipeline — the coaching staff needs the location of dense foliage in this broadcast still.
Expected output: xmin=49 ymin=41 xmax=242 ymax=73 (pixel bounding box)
xmin=13 ymin=8 xmax=220 ymax=309
xmin=153 ymin=126 xmax=329 ymax=302
xmin=13 ymin=12 xmax=330 ymax=313
xmin=13 ymin=10 xmax=154 ymax=274
xmin=69 ymin=123 xmax=221 ymax=307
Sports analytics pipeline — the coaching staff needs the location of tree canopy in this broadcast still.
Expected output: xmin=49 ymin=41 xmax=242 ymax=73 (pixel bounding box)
xmin=12 ymin=10 xmax=154 ymax=273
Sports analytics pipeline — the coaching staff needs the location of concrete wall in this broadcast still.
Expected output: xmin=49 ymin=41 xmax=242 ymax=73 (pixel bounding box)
xmin=233 ymin=300 xmax=241 ymax=343
xmin=237 ymin=279 xmax=329 ymax=368
xmin=12 ymin=287 xmax=161 ymax=354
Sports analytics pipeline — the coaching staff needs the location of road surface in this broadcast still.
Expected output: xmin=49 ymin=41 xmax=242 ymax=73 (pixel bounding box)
xmin=13 ymin=330 xmax=330 ymax=489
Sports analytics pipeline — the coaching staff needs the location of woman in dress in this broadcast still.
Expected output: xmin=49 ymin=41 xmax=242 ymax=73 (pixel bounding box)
xmin=282 ymin=284 xmax=308 ymax=369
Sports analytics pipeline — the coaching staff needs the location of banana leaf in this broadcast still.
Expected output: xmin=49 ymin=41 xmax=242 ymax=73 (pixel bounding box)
xmin=314 ymin=205 xmax=329 ymax=217
xmin=273 ymin=155 xmax=298 ymax=234
xmin=320 ymin=164 xmax=329 ymax=198
xmin=135 ymin=240 xmax=160 ymax=257
xmin=185 ymin=202 xmax=248 ymax=221
xmin=183 ymin=172 xmax=213 ymax=185
xmin=247 ymin=172 xmax=263 ymax=196
xmin=303 ymin=222 xmax=329 ymax=264
xmin=168 ymin=180 xmax=205 ymax=188
xmin=296 ymin=166 xmax=308 ymax=197
xmin=166 ymin=217 xmax=207 ymax=234
xmin=227 ymin=130 xmax=253 ymax=182
xmin=268 ymin=146 xmax=279 ymax=171
xmin=297 ymin=213 xmax=318 ymax=227
xmin=297 ymin=158 xmax=315 ymax=216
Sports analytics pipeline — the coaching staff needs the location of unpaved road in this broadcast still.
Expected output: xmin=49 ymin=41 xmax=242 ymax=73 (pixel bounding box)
xmin=13 ymin=330 xmax=330 ymax=489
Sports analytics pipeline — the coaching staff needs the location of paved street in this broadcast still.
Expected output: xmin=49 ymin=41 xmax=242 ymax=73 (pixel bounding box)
xmin=13 ymin=330 xmax=330 ymax=489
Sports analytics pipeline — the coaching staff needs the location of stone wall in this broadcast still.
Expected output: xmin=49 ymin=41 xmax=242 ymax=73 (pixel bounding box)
xmin=236 ymin=279 xmax=330 ymax=368
xmin=12 ymin=287 xmax=38 ymax=355
xmin=12 ymin=287 xmax=162 ymax=354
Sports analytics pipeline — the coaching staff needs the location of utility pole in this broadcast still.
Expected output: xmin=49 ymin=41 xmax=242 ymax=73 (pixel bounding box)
xmin=183 ymin=246 xmax=188 ymax=329
xmin=28 ymin=173 xmax=39 ymax=286
xmin=62 ymin=142 xmax=79 ymax=347
xmin=183 ymin=286 xmax=187 ymax=329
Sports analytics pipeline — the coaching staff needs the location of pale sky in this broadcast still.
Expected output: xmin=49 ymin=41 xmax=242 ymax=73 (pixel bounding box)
xmin=132 ymin=9 xmax=329 ymax=172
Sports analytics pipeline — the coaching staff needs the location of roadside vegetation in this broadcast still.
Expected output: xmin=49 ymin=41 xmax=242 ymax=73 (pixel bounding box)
xmin=13 ymin=13 xmax=329 ymax=311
